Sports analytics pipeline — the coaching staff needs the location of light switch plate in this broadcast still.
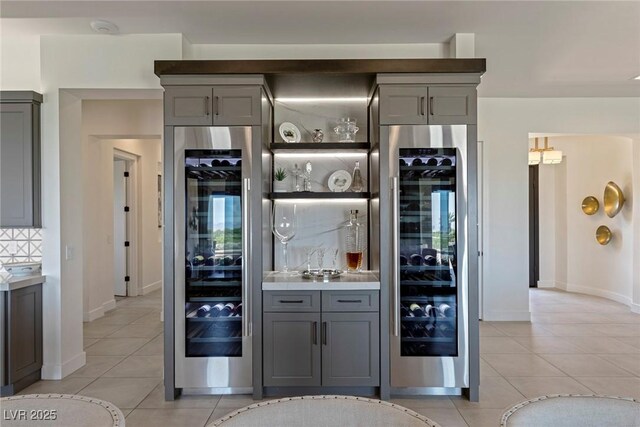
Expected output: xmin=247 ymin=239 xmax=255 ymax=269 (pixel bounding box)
xmin=65 ymin=245 xmax=74 ymax=260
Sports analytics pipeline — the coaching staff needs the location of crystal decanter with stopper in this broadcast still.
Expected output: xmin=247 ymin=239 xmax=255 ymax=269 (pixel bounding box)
xmin=345 ymin=209 xmax=364 ymax=273
xmin=351 ymin=161 xmax=363 ymax=192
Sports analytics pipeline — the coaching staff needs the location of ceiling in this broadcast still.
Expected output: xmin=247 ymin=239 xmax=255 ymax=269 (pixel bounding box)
xmin=2 ymin=1 xmax=639 ymax=97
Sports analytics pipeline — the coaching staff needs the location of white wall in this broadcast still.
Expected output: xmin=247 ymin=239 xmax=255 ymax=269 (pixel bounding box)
xmin=82 ymin=100 xmax=163 ymax=321
xmin=478 ymin=98 xmax=640 ymax=321
xmin=538 ymin=136 xmax=635 ymax=306
xmin=0 ymin=34 xmax=41 ymax=90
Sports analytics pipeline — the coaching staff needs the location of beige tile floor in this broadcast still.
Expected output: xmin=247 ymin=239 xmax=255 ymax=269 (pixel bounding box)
xmin=18 ymin=288 xmax=640 ymax=427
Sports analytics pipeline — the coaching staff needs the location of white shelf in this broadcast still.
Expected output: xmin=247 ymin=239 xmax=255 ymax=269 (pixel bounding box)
xmin=262 ymin=270 xmax=380 ymax=291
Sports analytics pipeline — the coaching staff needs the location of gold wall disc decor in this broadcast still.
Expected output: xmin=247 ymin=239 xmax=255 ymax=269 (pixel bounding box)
xmin=596 ymin=225 xmax=612 ymax=245
xmin=581 ymin=196 xmax=599 ymax=215
xmin=603 ymin=181 xmax=625 ymax=218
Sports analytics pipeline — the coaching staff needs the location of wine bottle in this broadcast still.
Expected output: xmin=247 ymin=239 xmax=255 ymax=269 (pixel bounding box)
xmin=411 ymin=158 xmax=423 ymax=166
xmin=409 ymin=303 xmax=425 ymax=317
xmin=196 ymin=304 xmax=212 ymax=317
xmin=232 ymin=303 xmax=243 ymax=317
xmin=424 ymin=304 xmax=435 ymax=319
xmin=234 ymin=256 xmax=243 ymax=266
xmin=410 ymin=254 xmax=423 ymax=266
xmin=400 ymin=305 xmax=411 ymax=318
xmin=211 ymin=303 xmax=225 ymax=317
xmin=425 ymin=157 xmax=438 ymax=166
xmin=192 ymin=255 xmax=205 ymax=266
xmin=438 ymin=303 xmax=453 ymax=318
xmin=206 ymin=256 xmax=215 ymax=266
xmin=424 ymin=255 xmax=437 ymax=266
xmin=220 ymin=303 xmax=235 ymax=317
xmin=399 ymin=159 xmax=408 ymax=167
xmin=220 ymin=159 xmax=230 ymax=166
xmin=399 ymin=255 xmax=408 ymax=266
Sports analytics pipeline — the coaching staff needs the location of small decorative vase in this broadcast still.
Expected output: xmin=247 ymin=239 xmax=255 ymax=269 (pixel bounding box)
xmin=273 ymin=180 xmax=288 ymax=193
xmin=312 ymin=129 xmax=324 ymax=143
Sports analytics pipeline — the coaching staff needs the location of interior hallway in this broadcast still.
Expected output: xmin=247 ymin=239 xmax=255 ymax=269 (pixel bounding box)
xmin=18 ymin=288 xmax=640 ymax=427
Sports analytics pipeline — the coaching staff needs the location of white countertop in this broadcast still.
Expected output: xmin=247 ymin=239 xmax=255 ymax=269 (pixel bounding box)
xmin=262 ymin=271 xmax=380 ymax=290
xmin=0 ymin=273 xmax=46 ymax=291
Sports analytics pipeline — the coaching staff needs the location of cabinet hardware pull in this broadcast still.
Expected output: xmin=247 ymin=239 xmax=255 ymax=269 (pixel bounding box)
xmin=214 ymin=96 xmax=219 ymax=116
xmin=279 ymin=300 xmax=304 ymax=304
xmin=420 ymin=96 xmax=425 ymax=116
xmin=322 ymin=322 xmax=327 ymax=345
xmin=312 ymin=321 xmax=318 ymax=345
xmin=205 ymin=96 xmax=210 ymax=116
xmin=429 ymin=96 xmax=434 ymax=115
xmin=337 ymin=299 xmax=362 ymax=303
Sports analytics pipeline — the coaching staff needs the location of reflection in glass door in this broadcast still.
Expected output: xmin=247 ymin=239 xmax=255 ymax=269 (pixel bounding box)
xmin=184 ymin=149 xmax=243 ymax=357
xmin=398 ymin=148 xmax=458 ymax=357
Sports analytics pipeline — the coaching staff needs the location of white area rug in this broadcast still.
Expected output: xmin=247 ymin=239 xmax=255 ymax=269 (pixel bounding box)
xmin=501 ymin=394 xmax=640 ymax=427
xmin=0 ymin=394 xmax=125 ymax=427
xmin=209 ymin=395 xmax=441 ymax=427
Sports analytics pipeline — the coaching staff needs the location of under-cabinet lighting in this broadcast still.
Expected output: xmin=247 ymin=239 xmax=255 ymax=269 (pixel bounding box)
xmin=274 ymin=153 xmax=366 ymax=159
xmin=275 ymin=97 xmax=369 ymax=103
xmin=274 ymin=199 xmax=368 ymax=204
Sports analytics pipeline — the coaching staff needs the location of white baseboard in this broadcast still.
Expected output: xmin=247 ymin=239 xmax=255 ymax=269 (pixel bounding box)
xmin=631 ymin=303 xmax=640 ymax=314
xmin=564 ymin=283 xmax=632 ymax=306
xmin=141 ymin=280 xmax=161 ymax=295
xmin=41 ymin=351 xmax=86 ymax=380
xmin=83 ymin=299 xmax=117 ymax=322
xmin=537 ymin=280 xmax=556 ymax=288
xmin=483 ymin=309 xmax=531 ymax=322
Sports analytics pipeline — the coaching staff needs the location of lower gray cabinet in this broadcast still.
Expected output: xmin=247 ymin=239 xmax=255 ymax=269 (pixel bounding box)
xmin=263 ymin=290 xmax=380 ymax=389
xmin=263 ymin=312 xmax=320 ymax=387
xmin=1 ymin=283 xmax=43 ymax=396
xmin=321 ymin=312 xmax=379 ymax=387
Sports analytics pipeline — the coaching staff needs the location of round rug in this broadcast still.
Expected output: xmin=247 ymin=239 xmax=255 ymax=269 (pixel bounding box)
xmin=209 ymin=395 xmax=441 ymax=427
xmin=0 ymin=394 xmax=125 ymax=427
xmin=501 ymin=394 xmax=640 ymax=427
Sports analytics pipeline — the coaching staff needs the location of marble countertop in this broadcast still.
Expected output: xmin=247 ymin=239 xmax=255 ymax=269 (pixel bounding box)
xmin=0 ymin=273 xmax=46 ymax=291
xmin=262 ymin=271 xmax=380 ymax=290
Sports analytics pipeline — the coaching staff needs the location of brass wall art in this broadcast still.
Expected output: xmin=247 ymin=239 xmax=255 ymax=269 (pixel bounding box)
xmin=581 ymin=196 xmax=599 ymax=215
xmin=596 ymin=225 xmax=612 ymax=245
xmin=603 ymin=181 xmax=625 ymax=218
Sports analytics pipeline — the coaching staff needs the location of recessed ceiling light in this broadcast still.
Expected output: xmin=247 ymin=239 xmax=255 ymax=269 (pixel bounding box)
xmin=90 ymin=20 xmax=119 ymax=35
xmin=634 ymin=75 xmax=640 ymax=80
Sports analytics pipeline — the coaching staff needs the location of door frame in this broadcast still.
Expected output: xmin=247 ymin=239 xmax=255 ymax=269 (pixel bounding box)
xmin=528 ymin=165 xmax=540 ymax=288
xmin=113 ymin=149 xmax=141 ymax=296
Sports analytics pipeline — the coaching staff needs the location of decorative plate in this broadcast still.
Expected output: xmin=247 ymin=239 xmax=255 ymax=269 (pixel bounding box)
xmin=301 ymin=269 xmax=343 ymax=281
xmin=328 ymin=170 xmax=352 ymax=192
xmin=279 ymin=122 xmax=301 ymax=143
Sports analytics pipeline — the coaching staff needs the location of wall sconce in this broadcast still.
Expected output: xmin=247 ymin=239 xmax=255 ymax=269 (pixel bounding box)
xmin=529 ymin=137 xmax=563 ymax=165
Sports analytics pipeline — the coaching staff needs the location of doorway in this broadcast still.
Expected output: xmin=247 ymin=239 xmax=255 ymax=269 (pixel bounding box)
xmin=528 ymin=165 xmax=539 ymax=288
xmin=113 ymin=151 xmax=138 ymax=297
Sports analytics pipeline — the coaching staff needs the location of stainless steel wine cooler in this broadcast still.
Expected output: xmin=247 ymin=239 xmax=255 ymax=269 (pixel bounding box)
xmin=174 ymin=127 xmax=255 ymax=391
xmin=385 ymin=125 xmax=470 ymax=392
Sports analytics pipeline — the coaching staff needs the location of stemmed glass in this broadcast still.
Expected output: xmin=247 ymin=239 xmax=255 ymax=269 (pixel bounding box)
xmin=272 ymin=203 xmax=297 ymax=274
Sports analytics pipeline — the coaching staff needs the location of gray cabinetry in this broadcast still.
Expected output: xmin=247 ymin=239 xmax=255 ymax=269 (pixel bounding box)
xmin=263 ymin=290 xmax=380 ymax=389
xmin=263 ymin=312 xmax=320 ymax=387
xmin=0 ymin=92 xmax=42 ymax=227
xmin=322 ymin=312 xmax=379 ymax=387
xmin=1 ymin=283 xmax=43 ymax=396
xmin=164 ymin=86 xmax=262 ymax=126
xmin=378 ymin=85 xmax=476 ymax=125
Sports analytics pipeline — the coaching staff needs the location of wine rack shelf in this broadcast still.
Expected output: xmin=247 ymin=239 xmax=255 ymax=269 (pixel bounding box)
xmin=270 ymin=142 xmax=370 ymax=153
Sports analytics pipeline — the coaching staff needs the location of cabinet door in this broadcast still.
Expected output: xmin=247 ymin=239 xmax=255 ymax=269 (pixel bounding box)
xmin=164 ymin=86 xmax=213 ymax=126
xmin=8 ymin=284 xmax=42 ymax=383
xmin=379 ymin=85 xmax=429 ymax=125
xmin=264 ymin=312 xmax=320 ymax=387
xmin=1 ymin=103 xmax=34 ymax=227
xmin=428 ymin=86 xmax=477 ymax=125
xmin=322 ymin=312 xmax=379 ymax=387
xmin=212 ymin=86 xmax=261 ymax=126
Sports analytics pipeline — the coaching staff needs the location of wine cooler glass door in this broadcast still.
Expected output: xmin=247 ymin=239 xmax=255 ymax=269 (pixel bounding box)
xmin=398 ymin=148 xmax=457 ymax=357
xmin=185 ymin=149 xmax=243 ymax=358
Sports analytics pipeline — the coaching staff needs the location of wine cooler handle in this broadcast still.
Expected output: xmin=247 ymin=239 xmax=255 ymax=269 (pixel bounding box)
xmin=313 ymin=321 xmax=318 ymax=345
xmin=242 ymin=178 xmax=251 ymax=337
xmin=391 ymin=176 xmax=400 ymax=337
xmin=322 ymin=322 xmax=327 ymax=345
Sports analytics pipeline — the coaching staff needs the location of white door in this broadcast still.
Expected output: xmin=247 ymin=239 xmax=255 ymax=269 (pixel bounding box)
xmin=113 ymin=159 xmax=127 ymax=296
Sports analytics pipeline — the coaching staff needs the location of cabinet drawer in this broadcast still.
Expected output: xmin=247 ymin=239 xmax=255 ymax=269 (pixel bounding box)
xmin=322 ymin=291 xmax=379 ymax=312
xmin=264 ymin=291 xmax=320 ymax=312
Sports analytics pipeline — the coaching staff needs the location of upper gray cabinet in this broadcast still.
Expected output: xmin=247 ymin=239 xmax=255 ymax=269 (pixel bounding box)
xmin=0 ymin=92 xmax=42 ymax=228
xmin=164 ymin=86 xmax=262 ymax=126
xmin=379 ymin=85 xmax=429 ymax=125
xmin=379 ymin=85 xmax=476 ymax=125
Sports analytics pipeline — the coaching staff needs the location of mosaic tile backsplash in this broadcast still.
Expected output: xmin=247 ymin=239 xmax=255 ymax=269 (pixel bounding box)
xmin=0 ymin=228 xmax=43 ymax=265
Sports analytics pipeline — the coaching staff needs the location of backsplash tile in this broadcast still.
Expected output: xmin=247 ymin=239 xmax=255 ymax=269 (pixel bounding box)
xmin=0 ymin=228 xmax=43 ymax=264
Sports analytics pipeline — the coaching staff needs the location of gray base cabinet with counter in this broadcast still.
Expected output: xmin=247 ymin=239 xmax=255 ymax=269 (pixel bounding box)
xmin=1 ymin=281 xmax=44 ymax=396
xmin=263 ymin=290 xmax=380 ymax=389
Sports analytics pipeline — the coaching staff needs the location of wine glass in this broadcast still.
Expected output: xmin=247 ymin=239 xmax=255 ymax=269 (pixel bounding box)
xmin=272 ymin=203 xmax=297 ymax=274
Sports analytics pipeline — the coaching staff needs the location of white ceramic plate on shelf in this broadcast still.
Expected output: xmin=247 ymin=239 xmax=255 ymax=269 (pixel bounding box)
xmin=328 ymin=170 xmax=352 ymax=192
xmin=279 ymin=122 xmax=301 ymax=143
